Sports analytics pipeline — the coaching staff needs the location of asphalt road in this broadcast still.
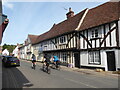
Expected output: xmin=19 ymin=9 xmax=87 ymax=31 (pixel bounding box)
xmin=2 ymin=59 xmax=119 ymax=89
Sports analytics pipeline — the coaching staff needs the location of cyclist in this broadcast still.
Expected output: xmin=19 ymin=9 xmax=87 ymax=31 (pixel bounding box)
xmin=31 ymin=54 xmax=36 ymax=68
xmin=43 ymin=54 xmax=51 ymax=68
xmin=53 ymin=55 xmax=60 ymax=68
xmin=43 ymin=54 xmax=51 ymax=73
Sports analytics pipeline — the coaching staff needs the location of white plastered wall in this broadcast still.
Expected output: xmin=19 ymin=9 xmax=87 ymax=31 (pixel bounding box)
xmin=118 ymin=20 xmax=120 ymax=47
xmin=80 ymin=50 xmax=108 ymax=71
xmin=102 ymin=49 xmax=119 ymax=71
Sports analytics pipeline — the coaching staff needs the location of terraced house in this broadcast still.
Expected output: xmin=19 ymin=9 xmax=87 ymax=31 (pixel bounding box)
xmin=19 ymin=34 xmax=38 ymax=60
xmin=19 ymin=1 xmax=120 ymax=71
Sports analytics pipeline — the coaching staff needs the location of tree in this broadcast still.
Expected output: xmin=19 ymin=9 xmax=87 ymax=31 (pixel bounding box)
xmin=2 ymin=44 xmax=16 ymax=53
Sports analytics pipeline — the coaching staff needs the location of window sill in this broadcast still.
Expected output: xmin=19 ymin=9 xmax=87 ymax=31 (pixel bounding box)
xmin=88 ymin=63 xmax=101 ymax=65
xmin=58 ymin=43 xmax=67 ymax=46
xmin=90 ymin=37 xmax=102 ymax=40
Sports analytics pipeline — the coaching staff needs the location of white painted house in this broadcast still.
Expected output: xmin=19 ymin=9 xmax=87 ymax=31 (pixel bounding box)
xmin=12 ymin=45 xmax=20 ymax=58
xmin=2 ymin=49 xmax=9 ymax=56
xmin=78 ymin=2 xmax=120 ymax=71
xmin=19 ymin=34 xmax=38 ymax=60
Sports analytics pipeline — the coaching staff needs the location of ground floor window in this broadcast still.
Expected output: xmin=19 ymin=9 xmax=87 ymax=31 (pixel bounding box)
xmin=88 ymin=51 xmax=101 ymax=64
xmin=60 ymin=53 xmax=67 ymax=63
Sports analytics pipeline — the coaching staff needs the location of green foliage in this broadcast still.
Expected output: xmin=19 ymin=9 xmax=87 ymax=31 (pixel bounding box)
xmin=2 ymin=43 xmax=16 ymax=53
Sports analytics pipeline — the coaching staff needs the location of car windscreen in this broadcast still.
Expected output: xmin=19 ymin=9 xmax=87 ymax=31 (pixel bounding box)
xmin=7 ymin=57 xmax=18 ymax=61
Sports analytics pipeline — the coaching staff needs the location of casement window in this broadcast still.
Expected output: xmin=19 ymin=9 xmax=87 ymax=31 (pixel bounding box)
xmin=44 ymin=42 xmax=48 ymax=47
xmin=59 ymin=36 xmax=67 ymax=44
xmin=91 ymin=28 xmax=100 ymax=39
xmin=50 ymin=41 xmax=52 ymax=44
xmin=88 ymin=51 xmax=101 ymax=64
xmin=95 ymin=29 xmax=98 ymax=37
xmin=62 ymin=53 xmax=67 ymax=63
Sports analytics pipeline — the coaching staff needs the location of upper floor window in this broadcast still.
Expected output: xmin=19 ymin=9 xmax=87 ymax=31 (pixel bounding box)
xmin=95 ymin=29 xmax=98 ymax=37
xmin=91 ymin=29 xmax=99 ymax=39
xmin=91 ymin=27 xmax=102 ymax=39
xmin=44 ymin=41 xmax=48 ymax=47
xmin=59 ymin=36 xmax=66 ymax=44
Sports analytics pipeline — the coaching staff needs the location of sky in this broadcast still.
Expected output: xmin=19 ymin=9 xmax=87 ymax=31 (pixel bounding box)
xmin=1 ymin=0 xmax=109 ymax=45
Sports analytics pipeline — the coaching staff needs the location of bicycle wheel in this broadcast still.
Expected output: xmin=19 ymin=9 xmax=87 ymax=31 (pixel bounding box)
xmin=56 ymin=65 xmax=60 ymax=70
xmin=52 ymin=64 xmax=55 ymax=69
xmin=33 ymin=64 xmax=36 ymax=70
xmin=42 ymin=64 xmax=45 ymax=71
xmin=47 ymin=66 xmax=51 ymax=74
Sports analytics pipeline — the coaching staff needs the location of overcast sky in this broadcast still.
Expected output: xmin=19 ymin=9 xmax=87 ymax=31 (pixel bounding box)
xmin=2 ymin=0 xmax=109 ymax=45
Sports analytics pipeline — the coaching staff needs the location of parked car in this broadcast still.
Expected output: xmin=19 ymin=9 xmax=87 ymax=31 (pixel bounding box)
xmin=2 ymin=56 xmax=20 ymax=67
xmin=0 ymin=55 xmax=5 ymax=62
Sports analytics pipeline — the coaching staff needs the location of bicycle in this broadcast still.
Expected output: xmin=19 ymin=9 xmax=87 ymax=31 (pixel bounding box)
xmin=42 ymin=62 xmax=51 ymax=74
xmin=51 ymin=61 xmax=60 ymax=70
xmin=56 ymin=64 xmax=60 ymax=70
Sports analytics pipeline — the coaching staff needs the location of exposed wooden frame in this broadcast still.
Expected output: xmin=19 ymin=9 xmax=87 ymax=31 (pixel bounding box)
xmin=100 ymin=26 xmax=117 ymax=47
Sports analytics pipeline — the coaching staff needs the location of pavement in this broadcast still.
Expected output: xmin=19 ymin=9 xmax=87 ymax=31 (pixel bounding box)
xmin=23 ymin=59 xmax=119 ymax=78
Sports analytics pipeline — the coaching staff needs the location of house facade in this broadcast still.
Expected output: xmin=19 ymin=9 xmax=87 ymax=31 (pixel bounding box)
xmin=0 ymin=0 xmax=9 ymax=44
xmin=31 ymin=8 xmax=88 ymax=67
xmin=2 ymin=49 xmax=9 ymax=55
xmin=19 ymin=2 xmax=120 ymax=71
xmin=12 ymin=44 xmax=21 ymax=58
xmin=79 ymin=21 xmax=119 ymax=71
xmin=19 ymin=34 xmax=38 ymax=60
xmin=19 ymin=45 xmax=25 ymax=59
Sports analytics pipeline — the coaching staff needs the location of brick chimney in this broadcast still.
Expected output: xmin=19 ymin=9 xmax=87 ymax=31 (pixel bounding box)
xmin=66 ymin=7 xmax=74 ymax=19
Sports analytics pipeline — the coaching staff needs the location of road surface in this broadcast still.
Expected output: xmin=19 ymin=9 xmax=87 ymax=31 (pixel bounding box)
xmin=2 ymin=59 xmax=119 ymax=89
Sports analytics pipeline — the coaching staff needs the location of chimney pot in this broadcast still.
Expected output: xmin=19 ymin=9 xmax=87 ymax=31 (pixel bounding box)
xmin=69 ymin=7 xmax=72 ymax=11
xmin=66 ymin=7 xmax=74 ymax=19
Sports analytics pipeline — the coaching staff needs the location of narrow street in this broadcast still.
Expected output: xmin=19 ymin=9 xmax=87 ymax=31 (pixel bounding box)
xmin=2 ymin=60 xmax=118 ymax=89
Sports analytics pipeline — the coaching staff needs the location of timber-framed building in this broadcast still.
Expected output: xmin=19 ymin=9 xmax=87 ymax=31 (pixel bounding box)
xmin=19 ymin=2 xmax=120 ymax=71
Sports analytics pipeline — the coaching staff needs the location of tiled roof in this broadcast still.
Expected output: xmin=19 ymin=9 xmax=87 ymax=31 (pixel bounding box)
xmin=79 ymin=2 xmax=120 ymax=30
xmin=33 ymin=2 xmax=120 ymax=45
xmin=28 ymin=34 xmax=39 ymax=44
xmin=34 ymin=9 xmax=87 ymax=44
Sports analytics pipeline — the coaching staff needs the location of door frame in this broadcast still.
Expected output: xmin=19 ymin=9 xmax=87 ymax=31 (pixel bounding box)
xmin=74 ymin=52 xmax=80 ymax=68
xmin=106 ymin=51 xmax=116 ymax=71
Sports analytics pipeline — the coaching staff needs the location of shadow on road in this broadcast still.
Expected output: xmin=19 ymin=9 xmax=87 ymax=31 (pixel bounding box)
xmin=2 ymin=65 xmax=33 ymax=89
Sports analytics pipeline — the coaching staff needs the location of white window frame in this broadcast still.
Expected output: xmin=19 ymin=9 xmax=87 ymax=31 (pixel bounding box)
xmin=59 ymin=36 xmax=67 ymax=44
xmin=91 ymin=27 xmax=101 ymax=39
xmin=62 ymin=53 xmax=67 ymax=63
xmin=88 ymin=51 xmax=101 ymax=64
